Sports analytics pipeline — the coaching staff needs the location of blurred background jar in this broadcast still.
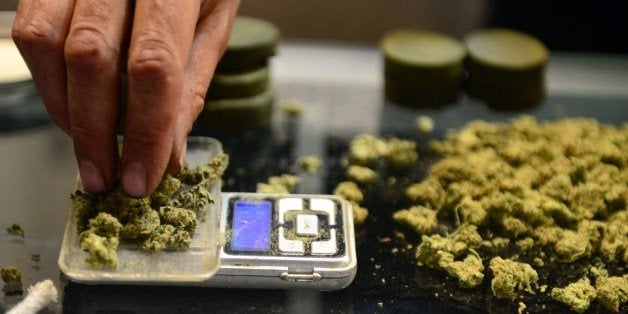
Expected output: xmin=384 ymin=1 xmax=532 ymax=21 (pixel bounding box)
xmin=237 ymin=0 xmax=627 ymax=53
xmin=0 ymin=11 xmax=50 ymax=132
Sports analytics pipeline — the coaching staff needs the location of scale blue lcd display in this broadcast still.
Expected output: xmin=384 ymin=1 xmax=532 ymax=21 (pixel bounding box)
xmin=231 ymin=200 xmax=272 ymax=251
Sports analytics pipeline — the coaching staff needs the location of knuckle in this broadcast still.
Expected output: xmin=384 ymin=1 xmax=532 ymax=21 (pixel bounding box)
xmin=64 ymin=26 xmax=113 ymax=71
xmin=12 ymin=19 xmax=63 ymax=51
xmin=128 ymin=32 xmax=180 ymax=79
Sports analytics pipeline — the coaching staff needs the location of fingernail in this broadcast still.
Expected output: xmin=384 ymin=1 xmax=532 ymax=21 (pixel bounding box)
xmin=79 ymin=160 xmax=106 ymax=193
xmin=178 ymin=148 xmax=186 ymax=170
xmin=122 ymin=161 xmax=147 ymax=197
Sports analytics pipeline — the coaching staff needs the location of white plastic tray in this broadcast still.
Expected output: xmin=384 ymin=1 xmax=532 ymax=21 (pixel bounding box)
xmin=58 ymin=137 xmax=223 ymax=284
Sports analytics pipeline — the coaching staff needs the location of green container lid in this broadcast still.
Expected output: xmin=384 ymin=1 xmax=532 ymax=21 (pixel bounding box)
xmin=195 ymin=88 xmax=273 ymax=132
xmin=464 ymin=28 xmax=548 ymax=108
xmin=465 ymin=28 xmax=548 ymax=71
xmin=206 ymin=66 xmax=269 ymax=100
xmin=217 ymin=16 xmax=280 ymax=72
xmin=464 ymin=28 xmax=547 ymax=85
xmin=465 ymin=77 xmax=545 ymax=110
xmin=380 ymin=29 xmax=465 ymax=107
xmin=381 ymin=30 xmax=466 ymax=68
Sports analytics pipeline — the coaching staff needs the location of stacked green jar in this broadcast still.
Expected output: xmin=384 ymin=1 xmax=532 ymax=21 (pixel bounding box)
xmin=464 ymin=28 xmax=548 ymax=109
xmin=380 ymin=28 xmax=548 ymax=109
xmin=381 ymin=30 xmax=466 ymax=107
xmin=196 ymin=16 xmax=280 ymax=132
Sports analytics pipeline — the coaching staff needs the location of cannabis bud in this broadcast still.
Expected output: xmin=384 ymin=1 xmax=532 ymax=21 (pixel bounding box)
xmin=72 ymin=152 xmax=229 ymax=268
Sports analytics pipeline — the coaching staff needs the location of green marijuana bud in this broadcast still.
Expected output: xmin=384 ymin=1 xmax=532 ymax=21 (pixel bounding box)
xmin=72 ymin=152 xmax=229 ymax=268
xmin=6 ymin=223 xmax=25 ymax=237
xmin=1 ymin=266 xmax=22 ymax=283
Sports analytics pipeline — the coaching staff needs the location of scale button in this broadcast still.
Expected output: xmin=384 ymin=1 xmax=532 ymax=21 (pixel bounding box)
xmin=278 ymin=198 xmax=303 ymax=223
xmin=310 ymin=198 xmax=336 ymax=226
xmin=311 ymin=229 xmax=337 ymax=255
xmin=278 ymin=227 xmax=304 ymax=254
xmin=296 ymin=214 xmax=319 ymax=236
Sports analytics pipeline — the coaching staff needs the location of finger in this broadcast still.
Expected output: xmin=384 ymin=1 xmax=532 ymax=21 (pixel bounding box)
xmin=167 ymin=0 xmax=241 ymax=175
xmin=12 ymin=0 xmax=75 ymax=134
xmin=122 ymin=0 xmax=202 ymax=197
xmin=64 ymin=0 xmax=131 ymax=193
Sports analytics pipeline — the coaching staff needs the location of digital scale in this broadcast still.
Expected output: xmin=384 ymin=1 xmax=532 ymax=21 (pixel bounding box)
xmin=58 ymin=137 xmax=357 ymax=290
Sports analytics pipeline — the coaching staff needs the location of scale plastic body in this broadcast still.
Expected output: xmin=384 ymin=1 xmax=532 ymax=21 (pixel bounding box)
xmin=58 ymin=137 xmax=356 ymax=290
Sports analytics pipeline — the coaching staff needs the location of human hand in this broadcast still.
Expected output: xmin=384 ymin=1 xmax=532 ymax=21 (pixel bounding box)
xmin=12 ymin=0 xmax=240 ymax=196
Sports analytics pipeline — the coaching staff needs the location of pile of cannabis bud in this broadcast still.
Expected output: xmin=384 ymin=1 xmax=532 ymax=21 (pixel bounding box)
xmin=337 ymin=116 xmax=626 ymax=312
xmin=71 ymin=153 xmax=228 ymax=268
xmin=391 ymin=116 xmax=626 ymax=312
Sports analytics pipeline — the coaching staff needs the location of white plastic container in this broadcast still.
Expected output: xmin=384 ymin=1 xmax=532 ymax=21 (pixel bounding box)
xmin=58 ymin=137 xmax=223 ymax=285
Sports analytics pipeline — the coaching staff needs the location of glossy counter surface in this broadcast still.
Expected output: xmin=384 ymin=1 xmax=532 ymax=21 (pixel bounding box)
xmin=1 ymin=41 xmax=627 ymax=313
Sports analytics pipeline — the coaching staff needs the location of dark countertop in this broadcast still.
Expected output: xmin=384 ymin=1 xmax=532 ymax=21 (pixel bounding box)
xmin=1 ymin=42 xmax=627 ymax=313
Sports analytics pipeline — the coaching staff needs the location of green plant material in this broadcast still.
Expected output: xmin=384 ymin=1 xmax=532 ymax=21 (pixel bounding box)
xmin=178 ymin=153 xmax=229 ymax=185
xmin=334 ymin=181 xmax=369 ymax=224
xmin=297 ymin=155 xmax=322 ymax=174
xmin=256 ymin=183 xmax=290 ymax=194
xmin=172 ymin=184 xmax=213 ymax=220
xmin=1 ymin=266 xmax=21 ymax=283
xmin=517 ymin=302 xmax=527 ymax=314
xmin=515 ymin=237 xmax=535 ymax=252
xmin=333 ymin=181 xmax=364 ymax=203
xmin=143 ymin=225 xmax=176 ymax=253
xmin=151 ymin=175 xmax=181 ymax=208
xmin=256 ymin=174 xmax=302 ymax=194
xmin=174 ymin=153 xmax=228 ymax=219
xmin=280 ymin=101 xmax=304 ymax=117
xmin=485 ymin=237 xmax=511 ymax=251
xmin=80 ymin=233 xmax=119 ymax=268
xmin=268 ymin=174 xmax=301 ymax=191
xmin=81 ymin=212 xmax=123 ymax=238
xmin=393 ymin=205 xmax=438 ymax=235
xmin=120 ymin=207 xmax=160 ymax=239
xmin=395 ymin=116 xmax=627 ymax=301
xmin=347 ymin=134 xmax=418 ymax=169
xmin=351 ymin=201 xmax=369 ymax=225
xmin=349 ymin=134 xmax=389 ymax=166
xmin=405 ymin=178 xmax=445 ymax=209
xmin=594 ymin=274 xmax=628 ymax=313
xmin=71 ymin=190 xmax=98 ymax=234
xmin=550 ymin=277 xmax=597 ymax=313
xmin=72 ymin=153 xmax=228 ymax=268
xmin=415 ymin=224 xmax=484 ymax=288
xmin=77 ymin=213 xmax=123 ymax=268
xmin=158 ymin=206 xmax=197 ymax=233
xmin=489 ymin=257 xmax=538 ymax=299
xmin=456 ymin=196 xmax=488 ymax=226
xmin=416 ymin=115 xmax=435 ymax=133
xmin=438 ymin=249 xmax=485 ymax=288
xmin=6 ymin=223 xmax=25 ymax=237
xmin=599 ymin=211 xmax=628 ymax=264
xmin=143 ymin=224 xmax=192 ymax=252
xmin=346 ymin=165 xmax=378 ymax=185
xmin=386 ymin=137 xmax=418 ymax=169
xmin=553 ymin=230 xmax=591 ymax=262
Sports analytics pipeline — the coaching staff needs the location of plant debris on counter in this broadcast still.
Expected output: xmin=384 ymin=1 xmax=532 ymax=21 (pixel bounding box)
xmin=256 ymin=174 xmax=302 ymax=194
xmin=1 ymin=266 xmax=22 ymax=284
xmin=6 ymin=224 xmax=25 ymax=237
xmin=337 ymin=116 xmax=626 ymax=312
xmin=296 ymin=155 xmax=322 ymax=174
